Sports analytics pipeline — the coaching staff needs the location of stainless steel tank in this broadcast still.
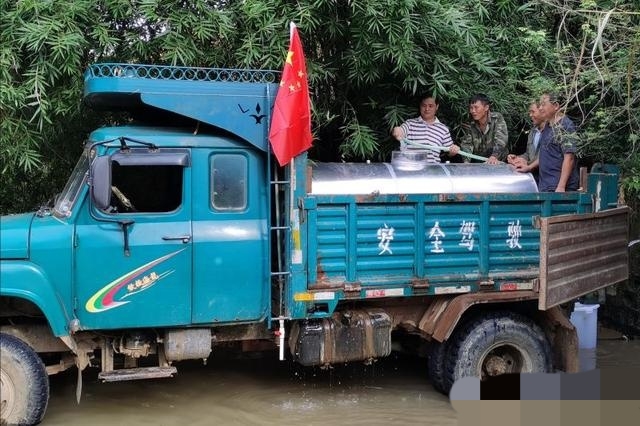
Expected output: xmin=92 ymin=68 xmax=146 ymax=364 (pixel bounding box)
xmin=310 ymin=162 xmax=538 ymax=195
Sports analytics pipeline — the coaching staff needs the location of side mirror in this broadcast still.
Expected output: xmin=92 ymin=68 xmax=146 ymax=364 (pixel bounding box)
xmin=90 ymin=156 xmax=112 ymax=210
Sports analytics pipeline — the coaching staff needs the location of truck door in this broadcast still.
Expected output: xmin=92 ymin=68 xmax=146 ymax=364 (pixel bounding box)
xmin=75 ymin=150 xmax=193 ymax=329
xmin=190 ymin=149 xmax=269 ymax=324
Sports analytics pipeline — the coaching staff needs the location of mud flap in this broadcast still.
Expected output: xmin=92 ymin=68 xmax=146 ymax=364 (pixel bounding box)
xmin=537 ymin=306 xmax=579 ymax=373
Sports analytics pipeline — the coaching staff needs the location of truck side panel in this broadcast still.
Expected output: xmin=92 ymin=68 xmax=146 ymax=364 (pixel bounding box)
xmin=303 ymin=193 xmax=594 ymax=301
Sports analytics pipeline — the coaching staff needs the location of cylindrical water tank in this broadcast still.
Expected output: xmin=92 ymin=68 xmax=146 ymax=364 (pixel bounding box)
xmin=310 ymin=162 xmax=538 ymax=195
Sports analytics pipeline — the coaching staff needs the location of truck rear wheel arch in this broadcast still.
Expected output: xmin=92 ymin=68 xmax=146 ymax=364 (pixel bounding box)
xmin=419 ymin=291 xmax=540 ymax=343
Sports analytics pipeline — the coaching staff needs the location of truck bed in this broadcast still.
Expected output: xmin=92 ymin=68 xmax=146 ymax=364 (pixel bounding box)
xmin=283 ymin=160 xmax=629 ymax=318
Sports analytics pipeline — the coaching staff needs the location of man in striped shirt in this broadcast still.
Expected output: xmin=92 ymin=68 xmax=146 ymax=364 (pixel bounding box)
xmin=392 ymin=95 xmax=460 ymax=163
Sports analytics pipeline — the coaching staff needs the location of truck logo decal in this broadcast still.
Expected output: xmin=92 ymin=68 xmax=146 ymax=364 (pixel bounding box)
xmin=250 ymin=103 xmax=266 ymax=124
xmin=238 ymin=102 xmax=267 ymax=124
xmin=85 ymin=249 xmax=185 ymax=313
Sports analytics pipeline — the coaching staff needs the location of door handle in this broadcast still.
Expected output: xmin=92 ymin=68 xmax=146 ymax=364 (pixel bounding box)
xmin=162 ymin=235 xmax=192 ymax=243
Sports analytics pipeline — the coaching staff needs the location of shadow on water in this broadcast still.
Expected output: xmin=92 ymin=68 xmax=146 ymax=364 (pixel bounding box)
xmin=44 ymin=351 xmax=455 ymax=426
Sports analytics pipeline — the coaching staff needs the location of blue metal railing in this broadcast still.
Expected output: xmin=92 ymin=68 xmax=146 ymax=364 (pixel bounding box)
xmin=86 ymin=63 xmax=280 ymax=84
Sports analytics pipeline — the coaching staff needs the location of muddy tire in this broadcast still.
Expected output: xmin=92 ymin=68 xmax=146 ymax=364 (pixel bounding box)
xmin=426 ymin=341 xmax=448 ymax=394
xmin=0 ymin=333 xmax=49 ymax=425
xmin=443 ymin=312 xmax=552 ymax=393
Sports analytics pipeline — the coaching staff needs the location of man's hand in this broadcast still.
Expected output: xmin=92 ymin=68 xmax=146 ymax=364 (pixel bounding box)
xmin=449 ymin=144 xmax=460 ymax=156
xmin=486 ymin=155 xmax=499 ymax=165
xmin=507 ymin=154 xmax=526 ymax=167
xmin=392 ymin=127 xmax=404 ymax=141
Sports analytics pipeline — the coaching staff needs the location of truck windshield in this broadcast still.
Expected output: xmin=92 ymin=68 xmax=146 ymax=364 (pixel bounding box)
xmin=54 ymin=147 xmax=91 ymax=218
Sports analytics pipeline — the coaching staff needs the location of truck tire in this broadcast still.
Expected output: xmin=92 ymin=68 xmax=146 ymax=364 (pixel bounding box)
xmin=0 ymin=333 xmax=49 ymax=425
xmin=426 ymin=340 xmax=448 ymax=394
xmin=443 ymin=312 xmax=552 ymax=394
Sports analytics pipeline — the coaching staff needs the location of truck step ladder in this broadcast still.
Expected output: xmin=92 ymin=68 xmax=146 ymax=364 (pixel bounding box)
xmin=98 ymin=366 xmax=177 ymax=382
xmin=270 ymin=165 xmax=292 ymax=320
xmin=270 ymin=164 xmax=292 ymax=361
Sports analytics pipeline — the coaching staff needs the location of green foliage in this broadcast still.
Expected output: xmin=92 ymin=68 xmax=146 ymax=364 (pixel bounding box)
xmin=1 ymin=0 xmax=639 ymax=213
xmin=1 ymin=0 xmax=93 ymax=213
xmin=542 ymin=1 xmax=640 ymax=195
xmin=622 ymin=149 xmax=640 ymax=201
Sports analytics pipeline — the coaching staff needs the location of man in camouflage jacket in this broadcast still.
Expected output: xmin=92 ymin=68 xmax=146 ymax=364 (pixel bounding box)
xmin=459 ymin=94 xmax=508 ymax=164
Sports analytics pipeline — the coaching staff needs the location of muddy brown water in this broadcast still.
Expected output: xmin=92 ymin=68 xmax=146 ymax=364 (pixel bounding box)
xmin=44 ymin=351 xmax=455 ymax=426
xmin=42 ymin=331 xmax=640 ymax=426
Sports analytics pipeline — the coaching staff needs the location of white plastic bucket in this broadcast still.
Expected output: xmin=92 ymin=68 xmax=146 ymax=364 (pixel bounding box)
xmin=570 ymin=303 xmax=600 ymax=349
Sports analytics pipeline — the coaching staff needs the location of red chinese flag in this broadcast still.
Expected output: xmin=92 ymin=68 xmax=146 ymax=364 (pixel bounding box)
xmin=268 ymin=22 xmax=313 ymax=166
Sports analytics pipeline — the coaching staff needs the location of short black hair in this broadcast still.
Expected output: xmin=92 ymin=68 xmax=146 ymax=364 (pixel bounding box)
xmin=469 ymin=93 xmax=491 ymax=106
xmin=542 ymin=92 xmax=565 ymax=105
xmin=419 ymin=93 xmax=439 ymax=105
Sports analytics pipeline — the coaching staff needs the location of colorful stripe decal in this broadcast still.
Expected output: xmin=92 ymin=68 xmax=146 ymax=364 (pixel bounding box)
xmin=85 ymin=249 xmax=184 ymax=313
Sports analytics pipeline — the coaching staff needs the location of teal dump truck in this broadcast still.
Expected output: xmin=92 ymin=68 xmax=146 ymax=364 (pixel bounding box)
xmin=0 ymin=63 xmax=630 ymax=425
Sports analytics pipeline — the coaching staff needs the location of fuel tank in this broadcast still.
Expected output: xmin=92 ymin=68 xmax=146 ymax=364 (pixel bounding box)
xmin=310 ymin=162 xmax=538 ymax=195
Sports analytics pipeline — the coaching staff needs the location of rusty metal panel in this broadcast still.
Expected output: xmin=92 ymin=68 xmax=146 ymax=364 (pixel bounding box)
xmin=538 ymin=207 xmax=629 ymax=310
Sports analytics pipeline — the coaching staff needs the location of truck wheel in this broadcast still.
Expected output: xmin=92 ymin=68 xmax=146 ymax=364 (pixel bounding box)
xmin=426 ymin=340 xmax=448 ymax=394
xmin=0 ymin=333 xmax=49 ymax=425
xmin=443 ymin=312 xmax=552 ymax=393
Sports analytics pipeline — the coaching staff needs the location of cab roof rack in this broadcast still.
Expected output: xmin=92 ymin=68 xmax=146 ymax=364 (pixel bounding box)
xmin=83 ymin=63 xmax=280 ymax=151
